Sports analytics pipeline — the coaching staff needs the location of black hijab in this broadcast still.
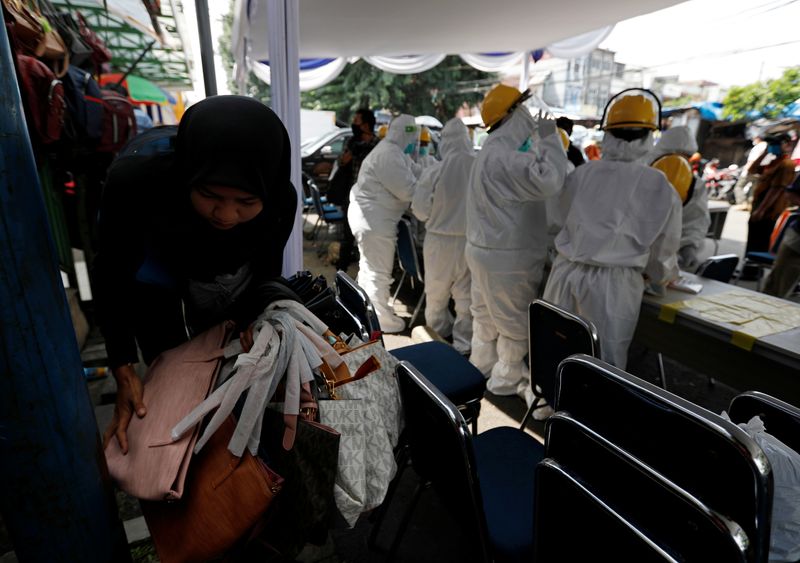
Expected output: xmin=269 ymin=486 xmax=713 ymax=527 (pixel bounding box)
xmin=166 ymin=95 xmax=297 ymax=280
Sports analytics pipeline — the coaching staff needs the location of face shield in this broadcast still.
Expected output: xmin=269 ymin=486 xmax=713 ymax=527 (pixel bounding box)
xmin=601 ymin=88 xmax=661 ymax=134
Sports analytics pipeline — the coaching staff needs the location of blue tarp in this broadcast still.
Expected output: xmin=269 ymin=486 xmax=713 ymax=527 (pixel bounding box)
xmin=662 ymin=101 xmax=726 ymax=121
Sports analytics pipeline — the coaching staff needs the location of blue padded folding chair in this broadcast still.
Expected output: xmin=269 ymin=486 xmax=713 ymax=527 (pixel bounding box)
xmin=535 ymin=459 xmax=679 ymax=563
xmin=334 ymin=271 xmax=485 ymax=434
xmin=390 ymin=361 xmax=544 ymax=563
xmin=556 ymin=355 xmax=773 ymax=563
xmin=695 ymin=253 xmax=740 ymax=283
xmin=542 ymin=413 xmax=749 ymax=562
xmin=737 ymin=211 xmax=800 ymax=291
xmin=730 ymin=391 xmax=800 ymax=455
xmin=306 ymin=180 xmax=344 ymax=241
xmin=520 ymin=299 xmax=600 ymax=429
xmin=392 ymin=217 xmax=425 ymax=326
xmin=334 ymin=270 xmax=382 ymax=342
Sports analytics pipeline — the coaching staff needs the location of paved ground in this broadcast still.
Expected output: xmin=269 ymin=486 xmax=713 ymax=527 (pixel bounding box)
xmin=0 ymin=203 xmax=770 ymax=562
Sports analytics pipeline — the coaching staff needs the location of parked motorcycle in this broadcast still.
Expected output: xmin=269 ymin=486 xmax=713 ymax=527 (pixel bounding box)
xmin=703 ymin=160 xmax=741 ymax=203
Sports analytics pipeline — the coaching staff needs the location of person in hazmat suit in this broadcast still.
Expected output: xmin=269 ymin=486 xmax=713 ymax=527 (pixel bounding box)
xmin=348 ymin=114 xmax=422 ymax=333
xmin=418 ymin=126 xmax=438 ymax=169
xmin=466 ymin=84 xmax=568 ymax=399
xmin=647 ymin=125 xmax=710 ymax=270
xmin=543 ymin=88 xmax=681 ymax=370
xmin=411 ymin=117 xmax=475 ymax=353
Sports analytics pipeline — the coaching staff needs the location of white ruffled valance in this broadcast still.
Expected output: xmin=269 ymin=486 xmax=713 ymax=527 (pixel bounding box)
xmin=362 ymin=54 xmax=446 ymax=75
xmin=246 ymin=26 xmax=615 ymax=91
xmin=459 ymin=52 xmax=525 ymax=73
xmin=250 ymin=57 xmax=350 ymax=91
xmin=546 ymin=25 xmax=614 ymax=59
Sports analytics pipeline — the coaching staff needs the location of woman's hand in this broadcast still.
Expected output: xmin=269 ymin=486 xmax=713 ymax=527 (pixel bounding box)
xmin=103 ymin=364 xmax=146 ymax=454
xmin=240 ymin=323 xmax=255 ymax=352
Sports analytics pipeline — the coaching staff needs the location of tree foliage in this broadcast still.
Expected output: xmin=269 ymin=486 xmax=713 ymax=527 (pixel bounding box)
xmin=723 ymin=67 xmax=800 ymax=120
xmin=300 ymin=57 xmax=495 ymax=122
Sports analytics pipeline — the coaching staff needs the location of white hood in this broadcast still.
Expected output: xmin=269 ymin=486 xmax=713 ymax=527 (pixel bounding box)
xmin=649 ymin=126 xmax=698 ymax=162
xmin=439 ymin=117 xmax=474 ymax=159
xmin=602 ymin=130 xmax=655 ymax=163
xmin=386 ymin=114 xmax=419 ymax=154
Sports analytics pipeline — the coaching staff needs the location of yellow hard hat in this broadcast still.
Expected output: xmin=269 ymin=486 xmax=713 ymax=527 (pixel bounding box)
xmin=377 ymin=124 xmax=388 ymax=139
xmin=481 ymin=84 xmax=530 ymax=130
xmin=558 ymin=128 xmax=570 ymax=151
xmin=602 ymin=88 xmax=661 ymax=131
xmin=420 ymin=126 xmax=431 ymax=143
xmin=651 ymin=154 xmax=694 ymax=204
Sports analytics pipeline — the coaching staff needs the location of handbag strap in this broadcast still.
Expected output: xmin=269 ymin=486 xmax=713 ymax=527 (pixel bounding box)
xmin=267 ymin=299 xmax=329 ymax=335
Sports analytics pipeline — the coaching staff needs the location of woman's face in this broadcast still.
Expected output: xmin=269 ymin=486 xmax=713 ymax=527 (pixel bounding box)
xmin=190 ymin=185 xmax=264 ymax=230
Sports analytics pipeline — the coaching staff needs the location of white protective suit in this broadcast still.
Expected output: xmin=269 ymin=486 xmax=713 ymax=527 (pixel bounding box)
xmin=411 ymin=118 xmax=475 ymax=353
xmin=543 ymin=132 xmax=682 ymax=369
xmin=348 ymin=114 xmax=422 ymax=333
xmin=465 ymin=106 xmax=568 ymax=395
xmin=648 ymin=126 xmax=711 ymax=270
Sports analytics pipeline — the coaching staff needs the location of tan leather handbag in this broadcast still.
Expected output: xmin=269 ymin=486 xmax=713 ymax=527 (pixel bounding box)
xmin=141 ymin=415 xmax=284 ymax=563
xmin=2 ymin=0 xmax=45 ymax=56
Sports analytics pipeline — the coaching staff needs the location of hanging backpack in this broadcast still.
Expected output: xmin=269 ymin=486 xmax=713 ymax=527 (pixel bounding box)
xmin=16 ymin=54 xmax=66 ymax=145
xmin=61 ymin=64 xmax=103 ymax=141
xmin=96 ymin=88 xmax=137 ymax=153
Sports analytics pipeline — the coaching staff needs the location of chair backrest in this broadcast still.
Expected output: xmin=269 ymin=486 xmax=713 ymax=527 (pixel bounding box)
xmin=555 ymin=355 xmax=773 ymax=563
xmin=730 ymin=391 xmax=800 ymax=455
xmin=309 ymin=181 xmax=327 ymax=217
xmin=544 ymin=413 xmax=749 ymax=562
xmin=329 ymin=295 xmax=367 ymax=341
xmin=534 ymin=459 xmax=679 ymax=563
xmin=396 ymin=361 xmax=492 ymax=562
xmin=334 ymin=271 xmax=382 ymax=340
xmin=769 ymin=209 xmax=798 ymax=254
xmin=695 ymin=254 xmax=740 ymax=283
xmin=528 ymin=299 xmax=600 ymax=406
xmin=707 ymin=208 xmax=728 ymax=240
xmin=396 ymin=218 xmax=423 ymax=281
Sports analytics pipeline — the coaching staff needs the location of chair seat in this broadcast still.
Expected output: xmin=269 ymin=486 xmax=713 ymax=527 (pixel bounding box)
xmin=745 ymin=251 xmax=775 ymax=265
xmin=473 ymin=427 xmax=544 ymax=562
xmin=322 ymin=209 xmax=345 ymax=221
xmin=391 ymin=341 xmax=486 ymax=406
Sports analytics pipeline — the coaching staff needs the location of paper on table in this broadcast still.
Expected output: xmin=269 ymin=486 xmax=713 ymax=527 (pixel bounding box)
xmin=674 ymin=290 xmax=800 ymax=339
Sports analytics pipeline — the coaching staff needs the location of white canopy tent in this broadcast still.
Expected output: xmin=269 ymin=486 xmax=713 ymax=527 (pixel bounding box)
xmin=231 ymin=0 xmax=683 ymax=275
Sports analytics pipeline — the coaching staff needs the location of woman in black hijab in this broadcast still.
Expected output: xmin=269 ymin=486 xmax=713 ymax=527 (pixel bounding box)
xmin=94 ymin=96 xmax=297 ymax=452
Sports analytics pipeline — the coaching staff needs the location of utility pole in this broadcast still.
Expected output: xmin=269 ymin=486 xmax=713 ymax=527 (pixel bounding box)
xmin=0 ymin=22 xmax=130 ymax=562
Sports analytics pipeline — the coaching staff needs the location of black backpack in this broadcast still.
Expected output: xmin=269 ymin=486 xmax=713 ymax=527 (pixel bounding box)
xmin=115 ymin=125 xmax=178 ymax=160
xmin=61 ymin=65 xmax=103 ymax=141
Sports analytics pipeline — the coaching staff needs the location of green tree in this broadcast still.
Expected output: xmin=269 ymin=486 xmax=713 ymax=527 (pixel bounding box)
xmin=723 ymin=66 xmax=800 ymax=120
xmin=300 ymin=57 xmax=495 ymax=122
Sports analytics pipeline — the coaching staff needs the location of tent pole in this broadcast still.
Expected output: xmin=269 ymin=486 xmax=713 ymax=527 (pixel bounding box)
xmin=195 ymin=0 xmax=217 ymax=96
xmin=267 ymin=0 xmax=304 ymax=275
xmin=0 ymin=20 xmax=131 ymax=563
xmin=519 ymin=51 xmax=531 ymax=92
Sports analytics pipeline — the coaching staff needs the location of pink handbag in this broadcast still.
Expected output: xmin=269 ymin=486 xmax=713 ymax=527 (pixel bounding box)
xmin=104 ymin=321 xmax=235 ymax=501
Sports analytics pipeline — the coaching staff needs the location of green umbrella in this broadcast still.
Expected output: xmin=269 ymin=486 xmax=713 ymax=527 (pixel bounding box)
xmin=99 ymin=73 xmax=169 ymax=105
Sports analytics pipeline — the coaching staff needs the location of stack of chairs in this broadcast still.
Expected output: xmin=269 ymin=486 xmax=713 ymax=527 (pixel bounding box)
xmin=541 ymin=355 xmax=774 ymax=562
xmin=337 ymin=282 xmax=792 ymax=561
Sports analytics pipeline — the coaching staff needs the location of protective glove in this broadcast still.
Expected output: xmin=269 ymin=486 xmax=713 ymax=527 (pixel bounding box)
xmin=538 ymin=113 xmax=557 ymax=139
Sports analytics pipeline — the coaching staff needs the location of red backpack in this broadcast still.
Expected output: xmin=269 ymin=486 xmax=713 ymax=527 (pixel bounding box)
xmin=16 ymin=54 xmax=66 ymax=145
xmin=96 ymin=89 xmax=137 ymax=153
